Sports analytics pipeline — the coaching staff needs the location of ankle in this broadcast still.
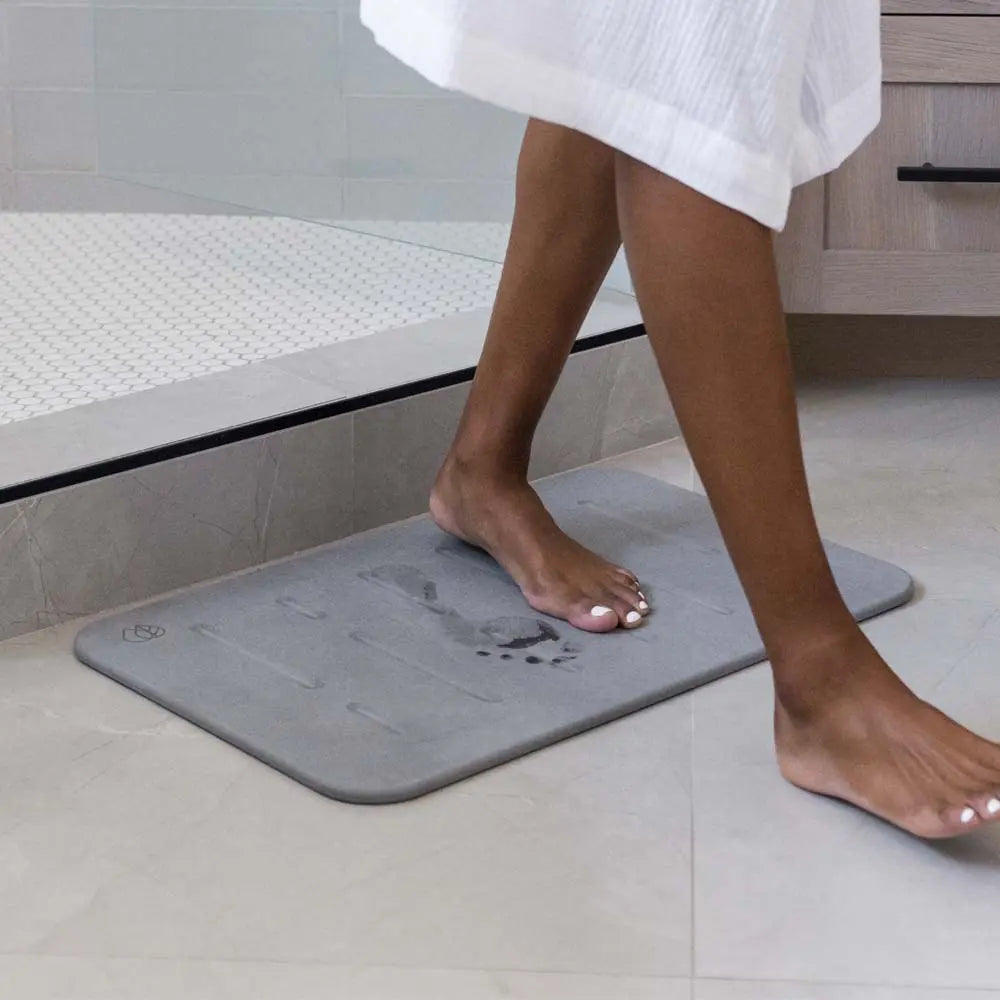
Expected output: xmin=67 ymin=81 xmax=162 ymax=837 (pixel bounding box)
xmin=769 ymin=625 xmax=882 ymax=722
xmin=440 ymin=445 xmax=530 ymax=486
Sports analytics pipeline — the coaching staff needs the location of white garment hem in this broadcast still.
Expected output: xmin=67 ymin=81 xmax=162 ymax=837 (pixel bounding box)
xmin=361 ymin=0 xmax=882 ymax=231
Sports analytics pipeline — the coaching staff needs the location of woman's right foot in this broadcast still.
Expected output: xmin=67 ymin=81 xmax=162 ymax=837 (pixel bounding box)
xmin=429 ymin=455 xmax=649 ymax=633
xmin=774 ymin=628 xmax=1000 ymax=839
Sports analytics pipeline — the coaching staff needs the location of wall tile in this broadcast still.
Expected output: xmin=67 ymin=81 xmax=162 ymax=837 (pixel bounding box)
xmin=0 ymin=363 xmax=343 ymax=492
xmin=90 ymin=0 xmax=339 ymax=7
xmin=0 ymin=93 xmax=12 ymax=169
xmin=110 ymin=172 xmax=343 ymax=218
xmin=599 ymin=338 xmax=680 ymax=459
xmin=2 ymin=348 xmax=676 ymax=641
xmin=0 ymin=8 xmax=9 ymax=89
xmin=97 ymin=92 xmax=346 ymax=175
xmin=8 ymin=7 xmax=94 ymax=89
xmin=0 ymin=417 xmax=355 ymax=642
xmin=0 ymin=504 xmax=45 ymax=640
xmin=342 ymin=179 xmax=515 ymax=221
xmin=11 ymin=172 xmax=242 ymax=212
xmin=271 ymin=308 xmax=491 ymax=399
xmin=261 ymin=417 xmax=354 ymax=561
xmin=342 ymin=10 xmax=440 ymax=97
xmin=529 ymin=347 xmax=618 ymax=481
xmin=95 ymin=9 xmax=340 ymax=93
xmin=346 ymin=96 xmax=523 ymax=180
xmin=13 ymin=90 xmax=96 ymax=171
xmin=352 ymin=383 xmax=469 ymax=531
xmin=19 ymin=441 xmax=271 ymax=624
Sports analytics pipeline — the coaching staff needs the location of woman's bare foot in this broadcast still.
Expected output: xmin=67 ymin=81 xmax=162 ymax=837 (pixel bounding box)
xmin=430 ymin=455 xmax=649 ymax=632
xmin=774 ymin=629 xmax=1000 ymax=839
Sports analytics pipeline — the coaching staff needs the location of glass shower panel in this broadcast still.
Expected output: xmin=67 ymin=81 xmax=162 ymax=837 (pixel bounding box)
xmin=88 ymin=0 xmax=520 ymax=266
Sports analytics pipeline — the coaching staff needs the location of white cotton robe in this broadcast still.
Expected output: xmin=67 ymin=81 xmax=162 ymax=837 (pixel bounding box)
xmin=359 ymin=0 xmax=883 ymax=230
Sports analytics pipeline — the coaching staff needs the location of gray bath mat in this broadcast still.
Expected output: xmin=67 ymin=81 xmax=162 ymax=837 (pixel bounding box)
xmin=75 ymin=468 xmax=914 ymax=804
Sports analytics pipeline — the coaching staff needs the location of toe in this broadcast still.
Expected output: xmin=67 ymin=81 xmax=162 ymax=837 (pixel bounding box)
xmin=613 ymin=598 xmax=644 ymax=629
xmin=614 ymin=567 xmax=640 ymax=588
xmin=969 ymin=791 xmax=1000 ymax=824
xmin=568 ymin=603 xmax=621 ymax=634
xmin=623 ymin=609 xmax=644 ymax=629
xmin=905 ymin=800 xmax=984 ymax=838
xmin=946 ymin=801 xmax=984 ymax=837
xmin=611 ymin=582 xmax=649 ymax=616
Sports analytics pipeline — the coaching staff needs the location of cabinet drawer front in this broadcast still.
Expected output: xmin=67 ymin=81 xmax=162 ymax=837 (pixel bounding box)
xmin=884 ymin=1 xmax=1000 ymax=14
xmin=883 ymin=16 xmax=1000 ymax=81
xmin=828 ymin=85 xmax=1000 ymax=253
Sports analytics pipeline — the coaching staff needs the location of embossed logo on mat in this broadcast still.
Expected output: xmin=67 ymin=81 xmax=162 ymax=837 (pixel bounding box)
xmin=122 ymin=625 xmax=166 ymax=643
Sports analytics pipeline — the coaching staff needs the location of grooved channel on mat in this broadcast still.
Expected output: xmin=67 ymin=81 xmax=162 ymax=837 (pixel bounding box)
xmin=74 ymin=469 xmax=915 ymax=804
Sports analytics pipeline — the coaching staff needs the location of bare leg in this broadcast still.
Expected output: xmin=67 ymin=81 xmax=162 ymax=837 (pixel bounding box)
xmin=431 ymin=120 xmax=648 ymax=632
xmin=615 ymin=157 xmax=1000 ymax=839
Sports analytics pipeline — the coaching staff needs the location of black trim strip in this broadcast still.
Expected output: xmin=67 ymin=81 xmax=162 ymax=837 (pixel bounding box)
xmin=0 ymin=324 xmax=645 ymax=506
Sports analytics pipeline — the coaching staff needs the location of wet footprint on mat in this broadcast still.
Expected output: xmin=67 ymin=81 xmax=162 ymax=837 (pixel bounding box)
xmin=359 ymin=565 xmax=580 ymax=669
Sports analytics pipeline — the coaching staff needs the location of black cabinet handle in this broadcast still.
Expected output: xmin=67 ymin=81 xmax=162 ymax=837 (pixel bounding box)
xmin=898 ymin=163 xmax=1000 ymax=183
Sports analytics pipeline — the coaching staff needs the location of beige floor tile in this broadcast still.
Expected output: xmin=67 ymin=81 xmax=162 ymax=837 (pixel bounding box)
xmin=7 ymin=378 xmax=1000 ymax=995
xmin=0 ymin=956 xmax=689 ymax=1000
xmin=696 ymin=980 xmax=1000 ymax=1000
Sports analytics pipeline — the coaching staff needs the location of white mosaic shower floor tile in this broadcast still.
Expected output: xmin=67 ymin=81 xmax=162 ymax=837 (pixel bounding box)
xmin=0 ymin=214 xmax=505 ymax=426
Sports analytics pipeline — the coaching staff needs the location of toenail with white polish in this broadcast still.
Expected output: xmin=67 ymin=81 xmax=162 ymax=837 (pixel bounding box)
xmin=626 ymin=611 xmax=642 ymax=625
xmin=638 ymin=600 xmax=650 ymax=612
xmin=987 ymin=798 xmax=1000 ymax=816
xmin=961 ymin=807 xmax=977 ymax=824
xmin=591 ymin=606 xmax=614 ymax=618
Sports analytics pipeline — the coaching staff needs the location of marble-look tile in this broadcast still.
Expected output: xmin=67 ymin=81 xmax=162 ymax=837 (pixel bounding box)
xmin=593 ymin=392 xmax=1000 ymax=990
xmin=344 ymin=95 xmax=522 ymax=182
xmin=689 ymin=406 xmax=1000 ymax=991
xmin=691 ymin=651 xmax=1000 ymax=989
xmin=341 ymin=177 xmax=516 ymax=222
xmin=10 ymin=616 xmax=692 ymax=976
xmin=7 ymin=6 xmax=93 ymax=88
xmin=11 ymin=90 xmax=96 ymax=172
xmin=98 ymin=92 xmax=346 ymax=175
xmin=350 ymin=340 xmax=653 ymax=531
xmin=0 ymin=620 xmax=175 ymax=745
xmin=599 ymin=436 xmax=696 ymax=492
xmin=10 ymin=171 xmax=243 ymax=213
xmin=270 ymin=308 xmax=491 ymax=399
xmin=581 ymin=289 xmax=643 ymax=334
xmin=0 ymin=89 xmax=13 ymax=170
xmin=10 ymin=377 xmax=1000 ymax=993
xmin=696 ymin=981 xmax=1000 ymax=1000
xmin=0 ymin=957 xmax=689 ymax=1000
xmin=18 ymin=442 xmax=266 ymax=624
xmin=0 ymin=8 xmax=9 ymax=91
xmin=0 ymin=167 xmax=13 ymax=210
xmin=352 ymin=382 xmax=468 ymax=530
xmin=0 ymin=503 xmax=44 ymax=639
xmin=260 ymin=415 xmax=354 ymax=560
xmin=0 ymin=733 xmax=252 ymax=954
xmin=529 ymin=347 xmax=618 ymax=480
xmin=599 ymin=337 xmax=679 ymax=459
xmin=0 ymin=362 xmax=342 ymax=492
xmin=0 ymin=414 xmax=354 ymax=640
xmin=94 ymin=8 xmax=340 ymax=93
xmin=271 ymin=292 xmax=639 ymax=403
